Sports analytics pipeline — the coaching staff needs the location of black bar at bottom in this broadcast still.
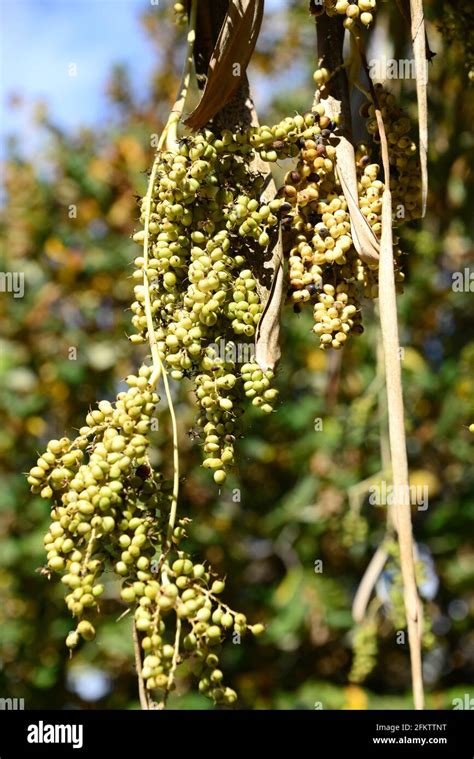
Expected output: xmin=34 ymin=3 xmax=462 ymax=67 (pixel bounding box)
xmin=0 ymin=709 xmax=472 ymax=757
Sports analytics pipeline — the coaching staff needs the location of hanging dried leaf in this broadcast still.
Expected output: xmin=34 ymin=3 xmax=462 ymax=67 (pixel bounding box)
xmin=374 ymin=96 xmax=425 ymax=710
xmin=321 ymin=95 xmax=380 ymax=264
xmin=184 ymin=0 xmax=264 ymax=129
xmin=252 ymin=154 xmax=284 ymax=372
xmin=336 ymin=136 xmax=380 ymax=264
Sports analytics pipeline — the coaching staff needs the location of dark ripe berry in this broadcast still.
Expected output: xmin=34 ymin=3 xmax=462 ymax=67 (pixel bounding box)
xmin=316 ymin=144 xmax=326 ymax=157
xmin=321 ymin=129 xmax=331 ymax=139
xmin=279 ymin=202 xmax=293 ymax=214
xmin=136 ymin=464 xmax=151 ymax=480
xmin=352 ymin=324 xmax=365 ymax=335
xmin=293 ymin=303 xmax=302 ymax=314
xmin=319 ymin=227 xmax=330 ymax=239
xmin=290 ymin=171 xmax=301 ymax=184
xmin=328 ymin=121 xmax=337 ymax=131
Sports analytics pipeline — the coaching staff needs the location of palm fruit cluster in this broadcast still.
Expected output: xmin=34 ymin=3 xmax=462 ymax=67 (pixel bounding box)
xmin=130 ymin=111 xmax=337 ymax=479
xmin=349 ymin=541 xmax=435 ymax=683
xmin=281 ymin=81 xmax=422 ymax=346
xmin=341 ymin=507 xmax=369 ymax=547
xmin=28 ymin=365 xmax=166 ymax=645
xmin=173 ymin=2 xmax=188 ymax=26
xmin=193 ymin=358 xmax=276 ymax=485
xmin=277 ymin=103 xmax=368 ymax=349
xmin=349 ymin=617 xmax=378 ymax=683
xmin=131 ymin=526 xmax=264 ymax=705
xmin=318 ymin=0 xmax=377 ymax=28
xmin=28 ymin=363 xmax=264 ymax=705
xmin=360 ymin=84 xmax=423 ymax=222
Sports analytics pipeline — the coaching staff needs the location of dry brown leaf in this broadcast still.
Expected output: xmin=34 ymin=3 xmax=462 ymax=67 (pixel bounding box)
xmin=336 ymin=137 xmax=380 ymax=264
xmin=321 ymin=95 xmax=380 ymax=264
xmin=252 ymin=154 xmax=284 ymax=372
xmin=255 ymin=259 xmax=284 ymax=372
xmin=184 ymin=0 xmax=264 ymax=130
xmin=374 ymin=96 xmax=425 ymax=710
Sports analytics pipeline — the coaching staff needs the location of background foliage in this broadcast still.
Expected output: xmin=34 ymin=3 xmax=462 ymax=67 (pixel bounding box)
xmin=0 ymin=0 xmax=473 ymax=709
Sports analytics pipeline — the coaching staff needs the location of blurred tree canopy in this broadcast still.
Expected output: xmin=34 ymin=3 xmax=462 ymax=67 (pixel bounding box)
xmin=0 ymin=0 xmax=473 ymax=709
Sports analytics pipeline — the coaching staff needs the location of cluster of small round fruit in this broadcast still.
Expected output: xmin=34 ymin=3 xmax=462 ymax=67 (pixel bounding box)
xmin=274 ymin=105 xmax=369 ymax=349
xmin=130 ymin=114 xmax=326 ymax=374
xmin=131 ymin=110 xmax=353 ymax=476
xmin=349 ymin=618 xmax=378 ymax=683
xmin=281 ymin=82 xmax=421 ymax=342
xmin=192 ymin=358 xmax=277 ymax=484
xmin=131 ymin=545 xmax=264 ymax=704
xmin=312 ymin=283 xmax=364 ymax=350
xmin=28 ymin=365 xmax=168 ymax=645
xmin=361 ymin=84 xmax=423 ymax=222
xmin=341 ymin=508 xmax=369 ymax=547
xmin=324 ymin=0 xmax=377 ymax=28
xmin=29 ymin=362 xmax=264 ymax=704
xmin=173 ymin=2 xmax=188 ymax=26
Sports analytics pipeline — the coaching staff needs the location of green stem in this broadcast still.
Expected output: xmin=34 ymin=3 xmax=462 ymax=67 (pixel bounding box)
xmin=166 ymin=0 xmax=198 ymax=151
xmin=163 ymin=367 xmax=180 ymax=543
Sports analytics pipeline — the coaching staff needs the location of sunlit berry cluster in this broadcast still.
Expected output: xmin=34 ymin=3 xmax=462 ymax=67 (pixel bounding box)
xmin=324 ymin=0 xmax=377 ymax=28
xmin=130 ymin=112 xmax=339 ymax=477
xmin=29 ymin=366 xmax=164 ymax=641
xmin=277 ymin=104 xmax=368 ymax=349
xmin=132 ymin=545 xmax=264 ymax=705
xmin=28 ymin=362 xmax=264 ymax=705
xmin=363 ymin=85 xmax=423 ymax=221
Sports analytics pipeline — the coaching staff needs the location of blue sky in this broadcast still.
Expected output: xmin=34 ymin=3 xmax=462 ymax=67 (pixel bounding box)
xmin=0 ymin=0 xmax=158 ymax=154
xmin=0 ymin=0 xmax=288 ymax=159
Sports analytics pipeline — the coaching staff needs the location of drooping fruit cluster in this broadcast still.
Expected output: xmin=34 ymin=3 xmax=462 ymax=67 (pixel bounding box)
xmin=280 ymin=80 xmax=422 ymax=347
xmin=28 ymin=365 xmax=165 ymax=643
xmin=276 ymin=103 xmax=369 ymax=349
xmin=131 ymin=529 xmax=265 ymax=705
xmin=360 ymin=84 xmax=423 ymax=222
xmin=28 ymin=362 xmax=264 ymax=705
xmin=173 ymin=2 xmax=188 ymax=26
xmin=319 ymin=0 xmax=377 ymax=28
xmin=130 ymin=111 xmax=342 ymax=477
xmin=350 ymin=540 xmax=435 ymax=683
xmin=349 ymin=617 xmax=378 ymax=683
